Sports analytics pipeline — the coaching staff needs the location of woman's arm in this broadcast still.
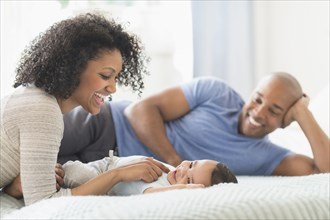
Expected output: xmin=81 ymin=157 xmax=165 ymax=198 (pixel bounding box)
xmin=6 ymin=158 xmax=170 ymax=198
xmin=71 ymin=157 xmax=169 ymax=195
xmin=4 ymin=163 xmax=64 ymax=199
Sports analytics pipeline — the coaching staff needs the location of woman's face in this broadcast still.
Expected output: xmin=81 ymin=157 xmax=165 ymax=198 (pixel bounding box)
xmin=167 ymin=160 xmax=217 ymax=186
xmin=67 ymin=49 xmax=123 ymax=115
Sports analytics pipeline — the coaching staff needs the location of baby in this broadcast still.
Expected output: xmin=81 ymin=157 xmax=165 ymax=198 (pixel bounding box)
xmin=63 ymin=151 xmax=238 ymax=195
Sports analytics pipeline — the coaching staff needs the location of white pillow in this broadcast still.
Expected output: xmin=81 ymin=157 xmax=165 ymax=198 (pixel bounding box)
xmin=309 ymin=83 xmax=329 ymax=136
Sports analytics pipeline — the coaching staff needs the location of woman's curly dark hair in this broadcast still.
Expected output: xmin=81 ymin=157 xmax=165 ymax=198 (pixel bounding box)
xmin=14 ymin=12 xmax=149 ymax=99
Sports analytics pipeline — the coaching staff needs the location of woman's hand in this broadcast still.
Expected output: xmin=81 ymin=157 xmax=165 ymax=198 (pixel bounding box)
xmin=166 ymin=154 xmax=183 ymax=167
xmin=3 ymin=174 xmax=23 ymax=199
xmin=4 ymin=163 xmax=65 ymax=198
xmin=55 ymin=163 xmax=65 ymax=190
xmin=116 ymin=157 xmax=170 ymax=183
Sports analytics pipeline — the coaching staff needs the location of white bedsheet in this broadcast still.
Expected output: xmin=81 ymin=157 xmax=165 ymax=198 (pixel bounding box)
xmin=1 ymin=173 xmax=329 ymax=219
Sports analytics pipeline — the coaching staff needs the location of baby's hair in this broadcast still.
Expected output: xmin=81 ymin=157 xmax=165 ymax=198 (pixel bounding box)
xmin=211 ymin=162 xmax=238 ymax=185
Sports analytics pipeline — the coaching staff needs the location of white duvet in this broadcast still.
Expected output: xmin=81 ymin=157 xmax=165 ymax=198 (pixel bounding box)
xmin=1 ymin=173 xmax=329 ymax=220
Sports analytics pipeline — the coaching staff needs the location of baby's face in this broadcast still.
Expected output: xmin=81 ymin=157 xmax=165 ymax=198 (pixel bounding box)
xmin=167 ymin=160 xmax=217 ymax=186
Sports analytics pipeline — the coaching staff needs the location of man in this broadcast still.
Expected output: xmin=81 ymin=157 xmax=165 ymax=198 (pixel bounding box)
xmin=60 ymin=72 xmax=329 ymax=176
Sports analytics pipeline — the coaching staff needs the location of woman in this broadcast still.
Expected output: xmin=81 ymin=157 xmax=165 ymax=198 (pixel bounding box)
xmin=0 ymin=12 xmax=168 ymax=206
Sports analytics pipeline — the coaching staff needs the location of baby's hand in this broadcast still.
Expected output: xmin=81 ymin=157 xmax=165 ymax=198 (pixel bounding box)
xmin=173 ymin=183 xmax=205 ymax=190
xmin=144 ymin=183 xmax=205 ymax=194
xmin=185 ymin=184 xmax=205 ymax=189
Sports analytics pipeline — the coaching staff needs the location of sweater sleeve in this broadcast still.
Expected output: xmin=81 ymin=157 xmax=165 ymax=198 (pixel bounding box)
xmin=18 ymin=93 xmax=71 ymax=205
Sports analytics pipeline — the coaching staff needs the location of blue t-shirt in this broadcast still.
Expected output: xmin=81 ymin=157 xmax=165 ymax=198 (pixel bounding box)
xmin=111 ymin=77 xmax=292 ymax=175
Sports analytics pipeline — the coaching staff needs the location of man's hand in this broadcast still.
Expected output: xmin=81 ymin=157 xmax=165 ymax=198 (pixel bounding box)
xmin=282 ymin=94 xmax=310 ymax=128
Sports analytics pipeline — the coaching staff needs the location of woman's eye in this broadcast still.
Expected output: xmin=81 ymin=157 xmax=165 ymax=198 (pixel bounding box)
xmin=189 ymin=162 xmax=193 ymax=169
xmin=99 ymin=74 xmax=111 ymax=80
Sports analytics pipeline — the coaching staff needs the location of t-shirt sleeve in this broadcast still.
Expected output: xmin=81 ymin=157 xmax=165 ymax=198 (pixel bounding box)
xmin=262 ymin=139 xmax=294 ymax=175
xmin=181 ymin=76 xmax=244 ymax=110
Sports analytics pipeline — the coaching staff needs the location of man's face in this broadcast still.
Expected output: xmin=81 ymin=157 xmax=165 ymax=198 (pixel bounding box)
xmin=238 ymin=78 xmax=297 ymax=138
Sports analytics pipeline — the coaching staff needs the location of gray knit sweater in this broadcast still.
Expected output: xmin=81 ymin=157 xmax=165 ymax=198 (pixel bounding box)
xmin=1 ymin=85 xmax=71 ymax=206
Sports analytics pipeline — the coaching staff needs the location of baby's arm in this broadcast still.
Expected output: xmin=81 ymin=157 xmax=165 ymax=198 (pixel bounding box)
xmin=144 ymin=184 xmax=205 ymax=194
xmin=63 ymin=159 xmax=107 ymax=188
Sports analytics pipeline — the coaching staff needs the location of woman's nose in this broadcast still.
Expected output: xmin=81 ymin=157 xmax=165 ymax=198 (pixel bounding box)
xmin=106 ymin=80 xmax=117 ymax=94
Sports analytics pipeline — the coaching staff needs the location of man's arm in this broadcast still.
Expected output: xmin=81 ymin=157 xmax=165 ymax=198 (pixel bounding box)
xmin=274 ymin=95 xmax=329 ymax=175
xmin=124 ymin=87 xmax=190 ymax=167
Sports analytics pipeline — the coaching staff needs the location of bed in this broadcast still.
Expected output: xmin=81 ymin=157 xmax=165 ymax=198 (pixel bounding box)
xmin=1 ymin=84 xmax=329 ymax=219
xmin=1 ymin=174 xmax=329 ymax=219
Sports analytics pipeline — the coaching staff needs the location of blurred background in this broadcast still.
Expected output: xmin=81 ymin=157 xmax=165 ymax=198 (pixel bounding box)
xmin=1 ymin=0 xmax=328 ymax=156
xmin=1 ymin=0 xmax=329 ymax=102
xmin=1 ymin=0 xmax=329 ymax=100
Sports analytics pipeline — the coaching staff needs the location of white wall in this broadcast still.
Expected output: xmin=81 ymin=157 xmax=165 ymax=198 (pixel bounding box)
xmin=1 ymin=1 xmax=328 ymax=103
xmin=253 ymin=1 xmax=329 ymax=99
xmin=0 ymin=1 xmax=69 ymax=98
xmin=0 ymin=1 xmax=192 ymax=101
xmin=108 ymin=2 xmax=193 ymax=101
xmin=256 ymin=1 xmax=330 ymax=153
